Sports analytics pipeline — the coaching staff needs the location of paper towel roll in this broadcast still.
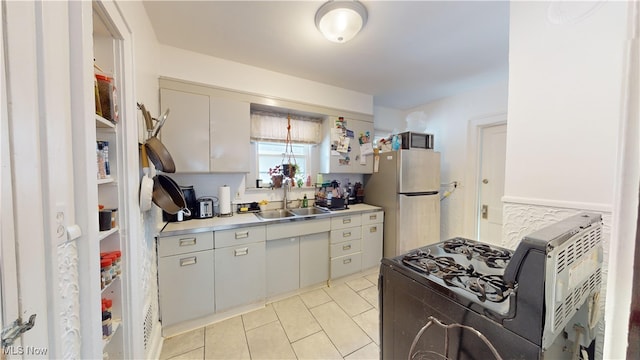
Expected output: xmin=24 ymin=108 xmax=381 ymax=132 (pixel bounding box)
xmin=218 ymin=185 xmax=232 ymax=215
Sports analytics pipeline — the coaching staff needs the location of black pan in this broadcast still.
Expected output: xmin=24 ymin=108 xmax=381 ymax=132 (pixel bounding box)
xmin=145 ymin=138 xmax=176 ymax=173
xmin=152 ymin=174 xmax=190 ymax=215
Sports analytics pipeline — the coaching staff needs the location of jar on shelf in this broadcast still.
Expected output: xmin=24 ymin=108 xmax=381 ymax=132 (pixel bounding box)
xmin=100 ymin=258 xmax=113 ymax=287
xmin=101 ymin=302 xmax=112 ymax=338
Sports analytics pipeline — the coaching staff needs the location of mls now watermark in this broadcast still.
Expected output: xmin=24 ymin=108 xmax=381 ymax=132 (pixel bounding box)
xmin=3 ymin=346 xmax=48 ymax=356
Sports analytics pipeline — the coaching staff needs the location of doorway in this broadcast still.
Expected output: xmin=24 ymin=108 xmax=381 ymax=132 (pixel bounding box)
xmin=477 ymin=124 xmax=507 ymax=242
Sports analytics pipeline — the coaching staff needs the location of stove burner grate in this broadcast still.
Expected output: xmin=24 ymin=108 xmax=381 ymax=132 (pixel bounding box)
xmin=402 ymin=248 xmax=514 ymax=303
xmin=442 ymin=238 xmax=512 ymax=269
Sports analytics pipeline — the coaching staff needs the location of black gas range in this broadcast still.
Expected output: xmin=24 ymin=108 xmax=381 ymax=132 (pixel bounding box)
xmin=380 ymin=213 xmax=603 ymax=360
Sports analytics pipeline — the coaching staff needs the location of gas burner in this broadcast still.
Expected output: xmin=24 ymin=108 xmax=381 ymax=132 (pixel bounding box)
xmin=402 ymin=248 xmax=513 ymax=303
xmin=442 ymin=238 xmax=513 ymax=269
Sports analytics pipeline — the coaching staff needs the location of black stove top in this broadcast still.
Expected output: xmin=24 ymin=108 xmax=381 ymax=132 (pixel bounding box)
xmin=400 ymin=237 xmax=516 ymax=313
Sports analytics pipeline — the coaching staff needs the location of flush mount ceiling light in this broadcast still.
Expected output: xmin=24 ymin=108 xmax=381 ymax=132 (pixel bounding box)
xmin=315 ymin=1 xmax=368 ymax=43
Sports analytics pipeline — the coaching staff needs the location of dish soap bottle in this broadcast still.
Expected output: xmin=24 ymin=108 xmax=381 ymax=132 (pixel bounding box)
xmin=302 ymin=194 xmax=308 ymax=208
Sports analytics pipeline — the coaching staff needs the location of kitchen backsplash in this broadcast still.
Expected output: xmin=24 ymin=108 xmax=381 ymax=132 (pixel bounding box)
xmin=167 ymin=172 xmax=363 ymax=207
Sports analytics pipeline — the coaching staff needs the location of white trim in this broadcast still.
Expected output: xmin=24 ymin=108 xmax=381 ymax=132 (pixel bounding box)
xmin=502 ymin=196 xmax=613 ymax=214
xmin=603 ymin=1 xmax=639 ymax=358
xmin=463 ymin=112 xmax=507 ymax=238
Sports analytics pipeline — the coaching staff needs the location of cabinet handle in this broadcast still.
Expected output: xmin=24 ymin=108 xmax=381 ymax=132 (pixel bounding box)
xmin=370 ymin=226 xmax=377 ymax=233
xmin=179 ymin=237 xmax=197 ymax=246
xmin=343 ymin=258 xmax=352 ymax=265
xmin=343 ymin=231 xmax=351 ymax=238
xmin=234 ymin=247 xmax=249 ymax=256
xmin=180 ymin=256 xmax=197 ymax=267
xmin=342 ymin=244 xmax=351 ymax=251
xmin=235 ymin=231 xmax=249 ymax=239
xmin=369 ymin=214 xmax=377 ymax=220
xmin=342 ymin=218 xmax=351 ymax=224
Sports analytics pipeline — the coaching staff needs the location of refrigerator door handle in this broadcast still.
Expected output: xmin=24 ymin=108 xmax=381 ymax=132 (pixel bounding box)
xmin=399 ymin=191 xmax=439 ymax=196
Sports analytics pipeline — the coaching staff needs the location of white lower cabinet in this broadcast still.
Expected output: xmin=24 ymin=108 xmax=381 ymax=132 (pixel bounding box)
xmin=214 ymin=226 xmax=266 ymax=312
xmin=266 ymin=218 xmax=331 ymax=296
xmin=157 ymin=232 xmax=215 ymax=330
xmin=300 ymin=232 xmax=329 ymax=288
xmin=266 ymin=237 xmax=300 ymax=297
xmin=361 ymin=211 xmax=384 ymax=269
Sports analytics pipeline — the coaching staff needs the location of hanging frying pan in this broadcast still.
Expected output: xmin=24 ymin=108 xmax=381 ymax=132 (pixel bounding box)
xmin=152 ymin=174 xmax=191 ymax=216
xmin=137 ymin=103 xmax=176 ymax=173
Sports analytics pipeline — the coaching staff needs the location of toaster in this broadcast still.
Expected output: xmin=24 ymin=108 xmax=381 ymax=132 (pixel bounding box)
xmin=196 ymin=198 xmax=214 ymax=218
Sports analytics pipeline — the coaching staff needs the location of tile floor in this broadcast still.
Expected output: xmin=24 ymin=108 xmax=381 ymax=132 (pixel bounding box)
xmin=159 ymin=268 xmax=381 ymax=360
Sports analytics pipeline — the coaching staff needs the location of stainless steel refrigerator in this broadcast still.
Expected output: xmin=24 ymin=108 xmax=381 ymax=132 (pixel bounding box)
xmin=364 ymin=149 xmax=440 ymax=258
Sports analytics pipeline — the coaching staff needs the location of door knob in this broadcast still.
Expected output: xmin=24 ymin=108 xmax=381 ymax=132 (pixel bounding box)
xmin=482 ymin=179 xmax=489 ymax=184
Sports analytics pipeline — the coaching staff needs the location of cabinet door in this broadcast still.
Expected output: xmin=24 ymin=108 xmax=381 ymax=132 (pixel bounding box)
xmin=361 ymin=223 xmax=383 ymax=270
xmin=214 ymin=241 xmax=266 ymax=312
xmin=160 ymin=88 xmax=210 ymax=172
xmin=266 ymin=237 xmax=300 ymax=297
xmin=210 ymin=97 xmax=250 ymax=172
xmin=300 ymin=232 xmax=329 ymax=288
xmin=158 ymin=249 xmax=215 ymax=328
xmin=321 ymin=117 xmax=374 ymax=174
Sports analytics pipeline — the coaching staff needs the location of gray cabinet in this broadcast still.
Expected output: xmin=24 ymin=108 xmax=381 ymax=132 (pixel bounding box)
xmin=266 ymin=218 xmax=331 ymax=294
xmin=209 ymin=97 xmax=250 ymax=172
xmin=321 ymin=116 xmax=374 ymax=174
xmin=361 ymin=211 xmax=384 ymax=270
xmin=300 ymin=232 xmax=329 ymax=288
xmin=266 ymin=237 xmax=300 ymax=297
xmin=159 ymin=88 xmax=210 ymax=172
xmin=159 ymin=86 xmax=250 ymax=173
xmin=214 ymin=226 xmax=266 ymax=312
xmin=157 ymin=232 xmax=215 ymax=330
xmin=329 ymin=214 xmax=363 ymax=279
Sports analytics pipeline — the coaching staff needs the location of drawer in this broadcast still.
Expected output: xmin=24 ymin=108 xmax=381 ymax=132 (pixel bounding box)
xmin=361 ymin=211 xmax=384 ymax=225
xmin=330 ymin=253 xmax=362 ymax=279
xmin=330 ymin=239 xmax=361 ymax=258
xmin=330 ymin=226 xmax=361 ymax=244
xmin=158 ymin=232 xmax=214 ymax=257
xmin=215 ymin=225 xmax=266 ymax=248
xmin=330 ymin=214 xmax=362 ymax=230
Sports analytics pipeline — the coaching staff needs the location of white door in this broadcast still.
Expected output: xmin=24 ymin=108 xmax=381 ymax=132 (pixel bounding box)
xmin=2 ymin=1 xmax=81 ymax=357
xmin=478 ymin=124 xmax=507 ymax=244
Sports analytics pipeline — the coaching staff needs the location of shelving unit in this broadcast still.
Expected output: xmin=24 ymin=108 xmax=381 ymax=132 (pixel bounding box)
xmin=93 ymin=6 xmax=125 ymax=359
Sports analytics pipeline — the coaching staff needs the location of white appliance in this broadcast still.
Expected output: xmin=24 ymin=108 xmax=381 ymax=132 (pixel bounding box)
xmin=364 ymin=149 xmax=440 ymax=258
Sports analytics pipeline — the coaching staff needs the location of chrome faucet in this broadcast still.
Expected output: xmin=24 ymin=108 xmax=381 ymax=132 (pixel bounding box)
xmin=283 ymin=178 xmax=292 ymax=209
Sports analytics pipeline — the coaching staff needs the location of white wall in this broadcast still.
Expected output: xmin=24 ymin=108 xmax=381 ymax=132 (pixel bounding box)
xmin=504 ymin=1 xmax=625 ymax=209
xmin=157 ymin=45 xmax=373 ymax=116
xmin=401 ymin=81 xmax=509 ymax=240
xmin=373 ymin=105 xmax=404 ymax=134
xmin=505 ymin=2 xmax=632 ymax=359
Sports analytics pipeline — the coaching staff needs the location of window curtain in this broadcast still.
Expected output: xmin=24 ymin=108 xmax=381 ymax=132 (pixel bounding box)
xmin=250 ymin=110 xmax=322 ymax=144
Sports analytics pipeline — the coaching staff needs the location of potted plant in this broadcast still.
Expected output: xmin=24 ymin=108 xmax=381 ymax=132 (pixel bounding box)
xmin=268 ymin=165 xmax=283 ymax=188
xmin=282 ymin=163 xmax=298 ymax=178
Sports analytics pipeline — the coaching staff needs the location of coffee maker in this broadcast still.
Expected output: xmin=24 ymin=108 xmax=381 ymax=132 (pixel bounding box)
xmin=163 ymin=185 xmax=197 ymax=222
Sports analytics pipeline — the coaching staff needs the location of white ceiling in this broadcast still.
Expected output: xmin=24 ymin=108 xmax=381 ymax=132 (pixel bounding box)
xmin=143 ymin=1 xmax=510 ymax=110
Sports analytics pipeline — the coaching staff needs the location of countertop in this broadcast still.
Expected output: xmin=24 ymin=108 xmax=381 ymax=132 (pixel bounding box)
xmin=159 ymin=203 xmax=382 ymax=237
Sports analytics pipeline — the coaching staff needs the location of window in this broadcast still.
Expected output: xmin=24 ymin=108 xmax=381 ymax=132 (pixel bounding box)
xmin=255 ymin=142 xmax=311 ymax=185
xmin=250 ymin=109 xmax=322 ymax=187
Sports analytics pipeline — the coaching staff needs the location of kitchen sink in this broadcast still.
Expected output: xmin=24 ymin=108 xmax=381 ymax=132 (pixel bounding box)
xmin=255 ymin=209 xmax=297 ymax=220
xmin=255 ymin=207 xmax=331 ymax=220
xmin=288 ymin=207 xmax=330 ymax=216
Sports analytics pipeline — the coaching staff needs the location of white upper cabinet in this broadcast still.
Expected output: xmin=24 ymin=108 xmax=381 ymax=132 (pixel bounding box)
xmin=159 ymin=85 xmax=250 ymax=173
xmin=160 ymin=88 xmax=210 ymax=172
xmin=320 ymin=116 xmax=374 ymax=174
xmin=210 ymin=97 xmax=250 ymax=172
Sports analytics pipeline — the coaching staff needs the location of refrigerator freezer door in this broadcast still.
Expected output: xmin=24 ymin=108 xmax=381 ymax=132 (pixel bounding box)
xmin=398 ymin=150 xmax=440 ymax=193
xmin=397 ymin=194 xmax=440 ymax=255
